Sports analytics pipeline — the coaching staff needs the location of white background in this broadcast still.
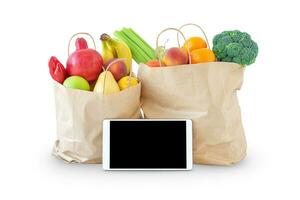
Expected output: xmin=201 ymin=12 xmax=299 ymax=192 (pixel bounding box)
xmin=0 ymin=0 xmax=299 ymax=199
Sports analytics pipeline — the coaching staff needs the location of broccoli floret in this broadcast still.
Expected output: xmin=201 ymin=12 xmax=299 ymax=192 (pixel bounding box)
xmin=212 ymin=30 xmax=258 ymax=66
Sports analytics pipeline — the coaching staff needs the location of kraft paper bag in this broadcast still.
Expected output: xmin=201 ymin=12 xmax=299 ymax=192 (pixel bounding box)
xmin=52 ymin=81 xmax=141 ymax=163
xmin=138 ymin=62 xmax=246 ymax=165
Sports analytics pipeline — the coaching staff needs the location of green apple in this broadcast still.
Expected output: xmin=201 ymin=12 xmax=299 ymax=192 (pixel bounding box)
xmin=63 ymin=76 xmax=90 ymax=91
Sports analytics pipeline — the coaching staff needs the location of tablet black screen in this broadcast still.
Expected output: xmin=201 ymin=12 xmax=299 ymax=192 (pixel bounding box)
xmin=109 ymin=121 xmax=187 ymax=169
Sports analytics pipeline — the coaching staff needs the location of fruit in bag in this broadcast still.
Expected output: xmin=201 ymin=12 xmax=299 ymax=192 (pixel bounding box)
xmin=63 ymin=76 xmax=90 ymax=91
xmin=162 ymin=47 xmax=189 ymax=66
xmin=104 ymin=58 xmax=128 ymax=81
xmin=118 ymin=76 xmax=138 ymax=90
xmin=48 ymin=56 xmax=67 ymax=84
xmin=190 ymin=48 xmax=216 ymax=64
xmin=93 ymin=71 xmax=120 ymax=95
xmin=66 ymin=38 xmax=103 ymax=82
xmin=100 ymin=33 xmax=132 ymax=73
xmin=146 ymin=60 xmax=164 ymax=67
xmin=183 ymin=37 xmax=207 ymax=52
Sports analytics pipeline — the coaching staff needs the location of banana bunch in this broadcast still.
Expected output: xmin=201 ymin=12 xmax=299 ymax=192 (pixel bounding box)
xmin=100 ymin=33 xmax=132 ymax=73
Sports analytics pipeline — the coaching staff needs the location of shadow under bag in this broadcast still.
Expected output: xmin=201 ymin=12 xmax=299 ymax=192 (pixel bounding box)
xmin=138 ymin=62 xmax=246 ymax=165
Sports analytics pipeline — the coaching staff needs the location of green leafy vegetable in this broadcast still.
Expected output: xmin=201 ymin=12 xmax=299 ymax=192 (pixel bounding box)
xmin=212 ymin=30 xmax=258 ymax=66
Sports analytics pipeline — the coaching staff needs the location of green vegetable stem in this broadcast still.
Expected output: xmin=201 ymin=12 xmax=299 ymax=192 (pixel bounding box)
xmin=114 ymin=28 xmax=156 ymax=64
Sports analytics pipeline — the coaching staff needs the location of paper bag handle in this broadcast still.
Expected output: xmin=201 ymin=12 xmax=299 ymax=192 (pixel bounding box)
xmin=102 ymin=58 xmax=134 ymax=95
xmin=156 ymin=27 xmax=190 ymax=64
xmin=67 ymin=32 xmax=97 ymax=56
xmin=177 ymin=23 xmax=210 ymax=49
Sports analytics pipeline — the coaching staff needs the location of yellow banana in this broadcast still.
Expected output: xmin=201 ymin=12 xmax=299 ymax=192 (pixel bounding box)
xmin=101 ymin=40 xmax=115 ymax=65
xmin=100 ymin=33 xmax=132 ymax=73
xmin=108 ymin=39 xmax=132 ymax=73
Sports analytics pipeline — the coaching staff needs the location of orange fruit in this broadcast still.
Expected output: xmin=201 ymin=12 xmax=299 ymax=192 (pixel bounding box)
xmin=183 ymin=37 xmax=207 ymax=52
xmin=190 ymin=48 xmax=216 ymax=64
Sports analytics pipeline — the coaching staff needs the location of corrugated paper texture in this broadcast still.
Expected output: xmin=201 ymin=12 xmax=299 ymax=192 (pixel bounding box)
xmin=138 ymin=62 xmax=246 ymax=165
xmin=52 ymin=81 xmax=141 ymax=163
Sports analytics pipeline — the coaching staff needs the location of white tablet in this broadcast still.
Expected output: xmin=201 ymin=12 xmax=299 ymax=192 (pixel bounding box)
xmin=102 ymin=119 xmax=192 ymax=170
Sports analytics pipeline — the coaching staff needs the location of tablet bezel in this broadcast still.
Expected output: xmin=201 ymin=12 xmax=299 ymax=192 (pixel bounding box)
xmin=102 ymin=119 xmax=192 ymax=171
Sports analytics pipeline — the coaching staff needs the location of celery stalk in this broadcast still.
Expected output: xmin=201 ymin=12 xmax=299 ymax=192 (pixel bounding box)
xmin=114 ymin=31 xmax=141 ymax=63
xmin=117 ymin=31 xmax=152 ymax=62
xmin=126 ymin=28 xmax=155 ymax=54
xmin=121 ymin=28 xmax=155 ymax=60
xmin=114 ymin=31 xmax=148 ymax=64
xmin=120 ymin=30 xmax=153 ymax=61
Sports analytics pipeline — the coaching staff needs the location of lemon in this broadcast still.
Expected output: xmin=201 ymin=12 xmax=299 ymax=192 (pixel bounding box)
xmin=118 ymin=76 xmax=138 ymax=90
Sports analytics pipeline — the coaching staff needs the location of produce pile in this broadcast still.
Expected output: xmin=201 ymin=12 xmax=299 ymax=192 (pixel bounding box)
xmin=114 ymin=27 xmax=258 ymax=68
xmin=48 ymin=26 xmax=258 ymax=93
xmin=48 ymin=33 xmax=138 ymax=94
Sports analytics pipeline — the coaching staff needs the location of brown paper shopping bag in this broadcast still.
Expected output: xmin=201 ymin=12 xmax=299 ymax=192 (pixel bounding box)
xmin=52 ymin=33 xmax=141 ymax=163
xmin=138 ymin=26 xmax=246 ymax=165
xmin=52 ymin=81 xmax=141 ymax=163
